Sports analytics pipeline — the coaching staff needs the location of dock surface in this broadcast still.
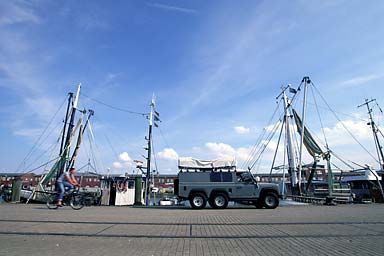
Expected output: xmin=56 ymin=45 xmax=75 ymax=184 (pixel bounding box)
xmin=0 ymin=203 xmax=383 ymax=255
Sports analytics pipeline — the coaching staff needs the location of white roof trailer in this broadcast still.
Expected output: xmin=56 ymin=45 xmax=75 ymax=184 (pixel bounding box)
xmin=178 ymin=157 xmax=237 ymax=171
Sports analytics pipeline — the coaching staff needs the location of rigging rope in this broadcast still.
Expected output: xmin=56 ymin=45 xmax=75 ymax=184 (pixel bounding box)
xmin=104 ymin=133 xmax=120 ymax=160
xmin=151 ymin=137 xmax=159 ymax=174
xmin=15 ymin=96 xmax=67 ymax=173
xmin=269 ymin=119 xmax=285 ymax=176
xmin=81 ymin=93 xmax=148 ymax=116
xmin=311 ymin=83 xmax=379 ymax=164
xmin=22 ymin=157 xmax=60 ymax=175
xmin=310 ymin=85 xmax=329 ymax=148
xmin=241 ymin=99 xmax=282 ymax=170
xmin=158 ymin=126 xmax=171 ymax=149
xmin=23 ymin=121 xmax=63 ymax=172
xmin=248 ymin=119 xmax=282 ymax=171
xmin=87 ymin=121 xmax=104 ymax=174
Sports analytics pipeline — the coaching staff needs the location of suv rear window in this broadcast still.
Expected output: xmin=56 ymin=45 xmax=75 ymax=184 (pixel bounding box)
xmin=210 ymin=172 xmax=233 ymax=182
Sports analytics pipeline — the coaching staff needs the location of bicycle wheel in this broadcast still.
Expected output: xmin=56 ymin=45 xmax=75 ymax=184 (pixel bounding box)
xmin=46 ymin=194 xmax=59 ymax=209
xmin=70 ymin=194 xmax=84 ymax=210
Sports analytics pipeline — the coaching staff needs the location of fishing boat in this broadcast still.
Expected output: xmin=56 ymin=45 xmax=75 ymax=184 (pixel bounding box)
xmin=243 ymin=77 xmax=384 ymax=204
xmin=26 ymin=83 xmax=95 ymax=203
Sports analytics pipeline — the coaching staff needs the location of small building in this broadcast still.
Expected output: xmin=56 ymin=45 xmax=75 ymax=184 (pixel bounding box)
xmin=99 ymin=174 xmax=139 ymax=206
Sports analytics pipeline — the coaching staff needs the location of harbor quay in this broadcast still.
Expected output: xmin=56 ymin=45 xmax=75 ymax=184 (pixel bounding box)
xmin=0 ymin=203 xmax=383 ymax=256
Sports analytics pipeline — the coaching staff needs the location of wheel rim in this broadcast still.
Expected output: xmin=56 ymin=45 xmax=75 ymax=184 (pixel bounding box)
xmin=193 ymin=196 xmax=203 ymax=207
xmin=70 ymin=195 xmax=84 ymax=209
xmin=214 ymin=196 xmax=225 ymax=207
xmin=265 ymin=195 xmax=276 ymax=207
xmin=47 ymin=195 xmax=58 ymax=209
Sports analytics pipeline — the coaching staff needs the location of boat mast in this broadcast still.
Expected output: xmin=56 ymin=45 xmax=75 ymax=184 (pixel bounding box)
xmin=68 ymin=109 xmax=94 ymax=169
xmin=144 ymin=95 xmax=155 ymax=206
xmin=358 ymin=99 xmax=384 ymax=171
xmin=60 ymin=93 xmax=73 ymax=155
xmin=56 ymin=83 xmax=81 ymax=180
xmin=282 ymin=88 xmax=298 ymax=194
xmin=297 ymin=77 xmax=311 ymax=195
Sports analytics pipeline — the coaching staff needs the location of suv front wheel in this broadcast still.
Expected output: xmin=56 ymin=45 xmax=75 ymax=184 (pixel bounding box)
xmin=189 ymin=193 xmax=207 ymax=209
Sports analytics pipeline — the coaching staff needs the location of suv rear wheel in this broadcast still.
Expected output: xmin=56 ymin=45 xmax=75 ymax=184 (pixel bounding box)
xmin=189 ymin=193 xmax=207 ymax=209
xmin=211 ymin=193 xmax=228 ymax=209
xmin=262 ymin=192 xmax=279 ymax=209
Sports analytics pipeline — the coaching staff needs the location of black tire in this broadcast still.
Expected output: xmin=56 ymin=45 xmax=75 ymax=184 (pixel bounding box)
xmin=46 ymin=194 xmax=58 ymax=209
xmin=189 ymin=193 xmax=207 ymax=209
xmin=210 ymin=193 xmax=228 ymax=209
xmin=70 ymin=194 xmax=84 ymax=210
xmin=262 ymin=192 xmax=279 ymax=209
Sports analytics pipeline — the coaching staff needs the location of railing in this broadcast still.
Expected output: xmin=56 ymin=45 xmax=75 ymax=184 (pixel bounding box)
xmin=288 ymin=193 xmax=353 ymax=205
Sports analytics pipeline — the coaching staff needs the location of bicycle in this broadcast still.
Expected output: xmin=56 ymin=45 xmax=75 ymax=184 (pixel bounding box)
xmin=46 ymin=186 xmax=84 ymax=210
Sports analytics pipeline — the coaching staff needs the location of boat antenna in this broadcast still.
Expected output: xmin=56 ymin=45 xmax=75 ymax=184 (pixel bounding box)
xmin=358 ymin=99 xmax=384 ymax=171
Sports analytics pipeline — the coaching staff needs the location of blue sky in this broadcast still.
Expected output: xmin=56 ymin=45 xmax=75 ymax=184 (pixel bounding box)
xmin=1 ymin=0 xmax=384 ymax=175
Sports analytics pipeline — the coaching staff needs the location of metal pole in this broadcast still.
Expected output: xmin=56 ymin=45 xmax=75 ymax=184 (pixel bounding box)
xmin=56 ymin=93 xmax=73 ymax=182
xmin=367 ymin=102 xmax=384 ymax=169
xmin=297 ymin=77 xmax=310 ymax=195
xmin=145 ymin=95 xmax=155 ymax=206
xmin=283 ymin=90 xmax=298 ymax=194
xmin=358 ymin=99 xmax=384 ymax=171
xmin=60 ymin=93 xmax=73 ymax=155
xmin=59 ymin=83 xmax=81 ymax=176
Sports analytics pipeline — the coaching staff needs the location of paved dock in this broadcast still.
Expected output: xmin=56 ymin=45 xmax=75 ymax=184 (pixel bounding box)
xmin=0 ymin=203 xmax=383 ymax=255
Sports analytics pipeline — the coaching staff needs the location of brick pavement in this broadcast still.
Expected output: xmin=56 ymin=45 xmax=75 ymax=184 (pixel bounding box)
xmin=0 ymin=203 xmax=383 ymax=255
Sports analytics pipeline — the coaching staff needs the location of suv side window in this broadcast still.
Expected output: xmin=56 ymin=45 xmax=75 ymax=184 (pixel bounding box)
xmin=210 ymin=172 xmax=233 ymax=182
xmin=210 ymin=173 xmax=221 ymax=182
xmin=222 ymin=172 xmax=233 ymax=182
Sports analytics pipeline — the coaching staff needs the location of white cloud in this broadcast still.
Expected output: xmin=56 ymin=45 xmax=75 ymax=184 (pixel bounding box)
xmin=13 ymin=128 xmax=43 ymax=138
xmin=205 ymin=142 xmax=251 ymax=161
xmin=111 ymin=152 xmax=133 ymax=171
xmin=234 ymin=126 xmax=250 ymax=134
xmin=118 ymin=152 xmax=132 ymax=162
xmin=112 ymin=161 xmax=123 ymax=169
xmin=123 ymin=161 xmax=132 ymax=167
xmin=24 ymin=96 xmax=60 ymax=122
xmin=157 ymin=148 xmax=179 ymax=160
xmin=265 ymin=121 xmax=282 ymax=132
xmin=338 ymin=74 xmax=382 ymax=88
xmin=147 ymin=3 xmax=197 ymax=14
xmin=322 ymin=119 xmax=371 ymax=146
xmin=78 ymin=13 xmax=109 ymax=31
xmin=0 ymin=1 xmax=40 ymax=26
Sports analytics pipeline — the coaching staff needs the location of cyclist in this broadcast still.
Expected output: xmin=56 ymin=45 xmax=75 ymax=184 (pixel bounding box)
xmin=57 ymin=167 xmax=79 ymax=206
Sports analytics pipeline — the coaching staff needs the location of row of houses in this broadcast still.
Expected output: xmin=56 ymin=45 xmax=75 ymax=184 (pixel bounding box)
xmin=2 ymin=166 xmax=381 ymax=191
xmin=0 ymin=172 xmax=177 ymax=192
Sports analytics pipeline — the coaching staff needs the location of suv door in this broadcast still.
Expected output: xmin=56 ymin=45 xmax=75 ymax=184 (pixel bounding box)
xmin=232 ymin=173 xmax=258 ymax=199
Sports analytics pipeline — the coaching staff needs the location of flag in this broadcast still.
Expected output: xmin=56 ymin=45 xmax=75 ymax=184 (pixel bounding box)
xmin=134 ymin=160 xmax=144 ymax=167
xmin=289 ymin=88 xmax=297 ymax=94
xmin=154 ymin=122 xmax=158 ymax=128
xmin=153 ymin=111 xmax=161 ymax=122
